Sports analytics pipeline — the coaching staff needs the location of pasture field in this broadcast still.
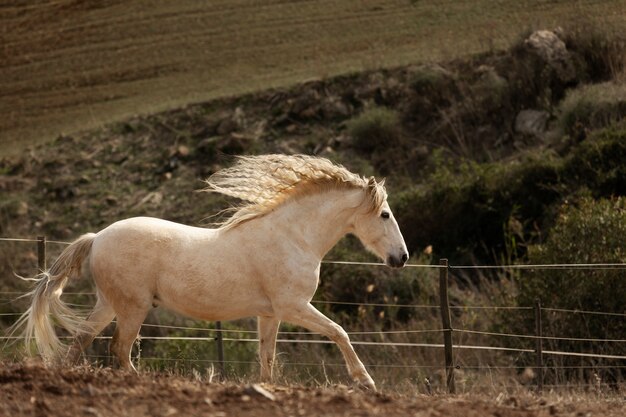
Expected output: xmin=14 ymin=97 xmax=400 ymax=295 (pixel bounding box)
xmin=1 ymin=0 xmax=625 ymax=155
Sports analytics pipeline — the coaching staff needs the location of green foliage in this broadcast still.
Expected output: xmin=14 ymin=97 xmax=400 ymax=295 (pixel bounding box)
xmin=393 ymin=154 xmax=563 ymax=263
xmin=394 ymin=125 xmax=626 ymax=264
xmin=345 ymin=106 xmax=401 ymax=153
xmin=559 ymin=82 xmax=626 ymax=137
xmin=511 ymin=198 xmax=626 ymax=381
xmin=520 ymin=197 xmax=626 ymax=306
xmin=563 ymin=126 xmax=626 ymax=195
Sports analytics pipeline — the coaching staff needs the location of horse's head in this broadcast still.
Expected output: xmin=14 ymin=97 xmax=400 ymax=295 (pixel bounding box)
xmin=352 ymin=179 xmax=409 ymax=268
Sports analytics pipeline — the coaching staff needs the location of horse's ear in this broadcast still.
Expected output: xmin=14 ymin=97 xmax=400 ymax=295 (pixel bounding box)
xmin=367 ymin=176 xmax=385 ymax=188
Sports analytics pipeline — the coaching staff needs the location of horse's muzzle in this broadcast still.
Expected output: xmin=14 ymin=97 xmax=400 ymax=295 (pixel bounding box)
xmin=387 ymin=252 xmax=408 ymax=268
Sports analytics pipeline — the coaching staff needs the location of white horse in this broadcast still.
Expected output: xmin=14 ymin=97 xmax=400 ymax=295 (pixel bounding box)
xmin=16 ymin=154 xmax=408 ymax=390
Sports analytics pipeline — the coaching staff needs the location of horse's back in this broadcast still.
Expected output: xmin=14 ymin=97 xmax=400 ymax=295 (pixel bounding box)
xmin=99 ymin=216 xmax=211 ymax=237
xmin=88 ymin=216 xmax=272 ymax=320
xmin=89 ymin=217 xmax=215 ymax=294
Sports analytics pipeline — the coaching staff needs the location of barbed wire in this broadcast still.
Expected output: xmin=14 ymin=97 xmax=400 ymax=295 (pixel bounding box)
xmin=2 ymin=317 xmax=623 ymax=346
xmin=542 ymin=307 xmax=626 ymax=318
xmin=456 ymin=329 xmax=626 ymax=344
xmin=0 ymin=237 xmax=70 ymax=245
xmin=76 ymin=354 xmax=626 ymax=371
xmin=322 ymin=260 xmax=445 ymax=269
xmin=450 ymin=263 xmax=626 ymax=270
xmin=0 ymin=238 xmax=40 ymax=243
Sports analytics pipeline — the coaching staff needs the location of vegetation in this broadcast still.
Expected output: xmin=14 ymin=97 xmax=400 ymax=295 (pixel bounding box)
xmin=559 ymin=82 xmax=626 ymax=137
xmin=508 ymin=197 xmax=626 ymax=384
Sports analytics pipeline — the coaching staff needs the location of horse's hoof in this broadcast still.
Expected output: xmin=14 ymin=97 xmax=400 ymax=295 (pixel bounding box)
xmin=355 ymin=377 xmax=376 ymax=391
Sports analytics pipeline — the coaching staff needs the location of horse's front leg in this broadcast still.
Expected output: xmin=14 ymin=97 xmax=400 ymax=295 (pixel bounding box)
xmin=277 ymin=302 xmax=375 ymax=391
xmin=258 ymin=316 xmax=280 ymax=381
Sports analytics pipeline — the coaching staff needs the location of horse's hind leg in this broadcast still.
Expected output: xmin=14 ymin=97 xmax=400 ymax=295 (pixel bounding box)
xmin=258 ymin=316 xmax=280 ymax=381
xmin=67 ymin=295 xmax=115 ymax=365
xmin=110 ymin=307 xmax=148 ymax=371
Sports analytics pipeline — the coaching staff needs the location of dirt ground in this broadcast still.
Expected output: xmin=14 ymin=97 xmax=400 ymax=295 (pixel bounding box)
xmin=1 ymin=362 xmax=625 ymax=417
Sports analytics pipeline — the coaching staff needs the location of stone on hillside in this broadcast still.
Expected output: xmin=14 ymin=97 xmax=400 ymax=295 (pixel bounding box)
xmin=524 ymin=29 xmax=576 ymax=82
xmin=321 ymin=95 xmax=353 ymax=120
xmin=290 ymin=89 xmax=321 ymax=120
xmin=216 ymin=106 xmax=246 ymax=135
xmin=515 ymin=109 xmax=550 ymax=136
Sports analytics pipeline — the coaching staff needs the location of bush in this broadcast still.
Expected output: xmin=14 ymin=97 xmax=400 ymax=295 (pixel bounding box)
xmin=564 ymin=126 xmax=626 ymax=196
xmin=393 ymin=155 xmax=563 ymax=264
xmin=513 ymin=197 xmax=626 ymax=382
xmin=345 ymin=106 xmax=401 ymax=153
xmin=563 ymin=25 xmax=626 ymax=82
xmin=560 ymin=81 xmax=626 ymax=137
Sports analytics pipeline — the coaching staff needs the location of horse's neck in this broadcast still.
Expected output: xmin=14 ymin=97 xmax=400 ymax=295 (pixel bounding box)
xmin=264 ymin=188 xmax=365 ymax=260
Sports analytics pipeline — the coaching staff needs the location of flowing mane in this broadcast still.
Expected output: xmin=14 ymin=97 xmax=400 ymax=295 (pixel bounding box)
xmin=204 ymin=154 xmax=387 ymax=229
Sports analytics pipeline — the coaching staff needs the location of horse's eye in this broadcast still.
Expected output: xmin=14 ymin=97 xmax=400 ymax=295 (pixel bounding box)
xmin=381 ymin=211 xmax=390 ymax=219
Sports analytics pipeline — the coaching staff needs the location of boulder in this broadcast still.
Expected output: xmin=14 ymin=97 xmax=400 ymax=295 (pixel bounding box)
xmin=524 ymin=29 xmax=576 ymax=82
xmin=514 ymin=109 xmax=550 ymax=136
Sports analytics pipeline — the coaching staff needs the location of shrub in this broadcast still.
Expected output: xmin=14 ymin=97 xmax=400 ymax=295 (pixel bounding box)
xmin=564 ymin=127 xmax=626 ymax=196
xmin=345 ymin=106 xmax=401 ymax=153
xmin=513 ymin=197 xmax=626 ymax=382
xmin=563 ymin=25 xmax=626 ymax=82
xmin=560 ymin=81 xmax=626 ymax=137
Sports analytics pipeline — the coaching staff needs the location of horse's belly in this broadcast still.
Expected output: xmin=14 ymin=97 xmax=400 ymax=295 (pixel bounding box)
xmin=155 ymin=274 xmax=273 ymax=321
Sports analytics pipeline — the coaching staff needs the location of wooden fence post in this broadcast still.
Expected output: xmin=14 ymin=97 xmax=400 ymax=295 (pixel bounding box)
xmin=37 ymin=236 xmax=46 ymax=272
xmin=534 ymin=299 xmax=544 ymax=392
xmin=439 ymin=258 xmax=456 ymax=394
xmin=216 ymin=321 xmax=225 ymax=379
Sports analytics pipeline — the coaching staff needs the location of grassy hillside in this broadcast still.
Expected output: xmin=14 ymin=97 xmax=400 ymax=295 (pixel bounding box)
xmin=2 ymin=0 xmax=626 ymax=155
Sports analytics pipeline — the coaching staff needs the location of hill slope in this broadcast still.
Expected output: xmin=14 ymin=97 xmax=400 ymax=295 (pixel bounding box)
xmin=2 ymin=0 xmax=625 ymax=155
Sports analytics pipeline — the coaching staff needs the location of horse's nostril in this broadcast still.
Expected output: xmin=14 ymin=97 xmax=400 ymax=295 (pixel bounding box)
xmin=401 ymin=253 xmax=408 ymax=263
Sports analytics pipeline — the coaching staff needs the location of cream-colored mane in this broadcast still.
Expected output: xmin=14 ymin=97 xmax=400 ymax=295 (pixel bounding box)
xmin=204 ymin=154 xmax=387 ymax=230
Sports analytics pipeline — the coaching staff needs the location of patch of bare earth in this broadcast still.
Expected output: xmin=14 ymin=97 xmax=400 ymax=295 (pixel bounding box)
xmin=1 ymin=362 xmax=625 ymax=417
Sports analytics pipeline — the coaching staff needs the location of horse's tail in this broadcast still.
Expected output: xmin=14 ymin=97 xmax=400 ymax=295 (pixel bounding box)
xmin=11 ymin=233 xmax=97 ymax=362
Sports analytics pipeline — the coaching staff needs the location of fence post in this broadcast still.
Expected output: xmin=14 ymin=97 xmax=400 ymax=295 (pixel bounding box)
xmin=439 ymin=258 xmax=456 ymax=394
xmin=37 ymin=236 xmax=46 ymax=272
xmin=534 ymin=299 xmax=544 ymax=392
xmin=215 ymin=321 xmax=225 ymax=379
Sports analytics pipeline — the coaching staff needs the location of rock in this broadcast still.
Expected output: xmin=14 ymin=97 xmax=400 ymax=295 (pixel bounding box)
xmin=242 ymin=384 xmax=276 ymax=401
xmin=176 ymin=145 xmax=190 ymax=157
xmin=134 ymin=191 xmax=163 ymax=209
xmin=218 ymin=135 xmax=246 ymax=155
xmin=524 ymin=29 xmax=576 ymax=82
xmin=232 ymin=106 xmax=246 ymax=129
xmin=216 ymin=107 xmax=247 ymax=134
xmin=514 ymin=109 xmax=550 ymax=136
xmin=321 ymin=96 xmax=353 ymax=120
xmin=216 ymin=117 xmax=239 ymax=135
xmin=290 ymin=89 xmax=321 ymax=119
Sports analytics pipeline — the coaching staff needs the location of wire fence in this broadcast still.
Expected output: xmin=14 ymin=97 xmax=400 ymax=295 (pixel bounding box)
xmin=2 ymin=236 xmax=626 ymax=393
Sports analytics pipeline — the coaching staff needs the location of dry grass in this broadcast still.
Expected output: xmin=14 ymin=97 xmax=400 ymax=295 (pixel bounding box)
xmin=2 ymin=0 xmax=626 ymax=155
